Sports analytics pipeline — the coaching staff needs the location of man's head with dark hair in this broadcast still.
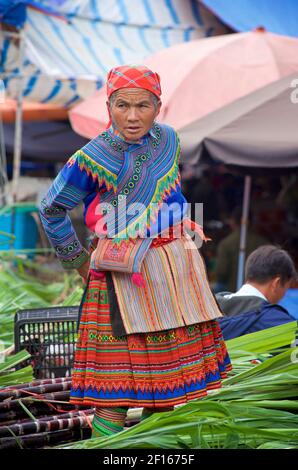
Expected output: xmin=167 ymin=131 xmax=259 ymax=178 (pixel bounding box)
xmin=245 ymin=245 xmax=297 ymax=303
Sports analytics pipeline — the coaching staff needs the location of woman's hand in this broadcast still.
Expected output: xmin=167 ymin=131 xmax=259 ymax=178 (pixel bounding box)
xmin=77 ymin=259 xmax=90 ymax=284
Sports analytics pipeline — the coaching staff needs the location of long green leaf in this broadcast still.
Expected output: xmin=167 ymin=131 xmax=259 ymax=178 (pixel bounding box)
xmin=226 ymin=321 xmax=298 ymax=358
xmin=0 ymin=350 xmax=31 ymax=373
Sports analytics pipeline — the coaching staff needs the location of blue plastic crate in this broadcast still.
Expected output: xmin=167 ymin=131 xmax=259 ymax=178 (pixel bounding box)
xmin=0 ymin=204 xmax=38 ymax=251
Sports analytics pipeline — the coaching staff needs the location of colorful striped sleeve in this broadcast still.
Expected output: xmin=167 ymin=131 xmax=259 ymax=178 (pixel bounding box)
xmin=39 ymin=154 xmax=98 ymax=270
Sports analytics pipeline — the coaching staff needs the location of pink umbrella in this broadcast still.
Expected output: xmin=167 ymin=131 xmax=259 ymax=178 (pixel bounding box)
xmin=69 ymin=31 xmax=298 ymax=139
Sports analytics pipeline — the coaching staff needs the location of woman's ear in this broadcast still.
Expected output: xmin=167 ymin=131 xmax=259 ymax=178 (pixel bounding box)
xmin=106 ymin=100 xmax=112 ymax=129
xmin=272 ymin=276 xmax=282 ymax=291
xmin=155 ymin=100 xmax=162 ymax=118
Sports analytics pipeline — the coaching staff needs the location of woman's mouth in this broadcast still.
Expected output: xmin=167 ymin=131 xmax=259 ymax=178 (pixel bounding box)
xmin=126 ymin=127 xmax=141 ymax=133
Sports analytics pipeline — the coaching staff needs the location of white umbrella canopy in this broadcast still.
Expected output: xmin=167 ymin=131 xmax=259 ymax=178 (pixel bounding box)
xmin=69 ymin=30 xmax=298 ymax=138
xmin=178 ymin=72 xmax=298 ymax=167
xmin=177 ymin=72 xmax=298 ymax=288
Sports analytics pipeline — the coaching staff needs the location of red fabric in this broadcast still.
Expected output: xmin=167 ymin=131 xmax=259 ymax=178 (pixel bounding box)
xmin=150 ymin=225 xmax=181 ymax=248
xmin=85 ymin=192 xmax=107 ymax=235
xmin=90 ymin=270 xmax=105 ymax=280
xmin=106 ymin=65 xmax=161 ymax=99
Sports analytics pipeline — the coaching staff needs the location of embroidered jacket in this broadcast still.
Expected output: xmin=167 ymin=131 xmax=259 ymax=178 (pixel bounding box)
xmin=39 ymin=123 xmax=188 ymax=269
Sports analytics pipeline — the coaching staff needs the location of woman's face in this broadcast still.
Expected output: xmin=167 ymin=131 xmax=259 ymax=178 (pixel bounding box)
xmin=107 ymin=88 xmax=161 ymax=142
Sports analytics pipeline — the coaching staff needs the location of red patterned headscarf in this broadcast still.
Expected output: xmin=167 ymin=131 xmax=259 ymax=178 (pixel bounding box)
xmin=106 ymin=64 xmax=162 ymax=99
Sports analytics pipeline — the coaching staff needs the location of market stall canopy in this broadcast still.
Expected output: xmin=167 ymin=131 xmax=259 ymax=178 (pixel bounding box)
xmin=3 ymin=120 xmax=88 ymax=163
xmin=0 ymin=99 xmax=68 ymax=122
xmin=69 ymin=31 xmax=298 ymax=138
xmin=179 ymin=72 xmax=298 ymax=168
xmin=200 ymin=0 xmax=298 ymax=37
xmin=1 ymin=0 xmax=228 ymax=107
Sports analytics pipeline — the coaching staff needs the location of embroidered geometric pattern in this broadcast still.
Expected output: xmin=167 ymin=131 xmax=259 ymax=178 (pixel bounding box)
xmin=108 ymin=152 xmax=151 ymax=208
xmin=151 ymin=124 xmax=161 ymax=148
xmin=86 ymin=331 xmax=125 ymax=343
xmin=97 ymin=124 xmax=181 ymax=243
xmin=99 ymin=131 xmax=127 ymax=153
xmin=39 ymin=123 xmax=186 ymax=269
xmin=55 ymin=239 xmax=80 ymax=255
xmin=60 ymin=249 xmax=90 ymax=269
xmin=39 ymin=170 xmax=96 ymax=270
xmin=42 ymin=202 xmax=65 ymax=217
xmin=146 ymin=331 xmax=177 ymax=343
xmin=67 ymin=149 xmax=118 ymax=193
xmin=69 ymin=276 xmax=232 ymax=409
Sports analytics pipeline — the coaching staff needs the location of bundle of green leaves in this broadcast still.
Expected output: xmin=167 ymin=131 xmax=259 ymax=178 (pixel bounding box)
xmin=59 ymin=322 xmax=298 ymax=450
xmin=0 ymin=254 xmax=83 ymax=348
xmin=0 ymin=351 xmax=33 ymax=388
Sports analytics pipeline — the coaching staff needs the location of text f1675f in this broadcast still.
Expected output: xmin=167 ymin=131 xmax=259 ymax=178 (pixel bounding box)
xmin=146 ymin=454 xmax=195 ymax=465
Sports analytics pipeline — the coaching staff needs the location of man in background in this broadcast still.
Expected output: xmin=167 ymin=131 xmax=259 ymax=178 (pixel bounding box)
xmin=216 ymin=245 xmax=297 ymax=340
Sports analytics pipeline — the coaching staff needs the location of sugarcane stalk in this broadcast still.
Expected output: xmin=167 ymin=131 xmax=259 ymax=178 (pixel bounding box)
xmin=0 ymin=391 xmax=71 ymax=412
xmin=0 ymin=406 xmax=58 ymax=423
xmin=0 ymin=380 xmax=71 ymax=400
xmin=0 ymin=427 xmax=91 ymax=449
xmin=0 ymin=376 xmax=71 ymax=392
xmin=0 ymin=404 xmax=89 ymax=425
xmin=36 ymin=409 xmax=94 ymax=422
xmin=0 ymin=413 xmax=93 ymax=438
xmin=0 ymin=408 xmax=94 ymax=433
xmin=38 ymin=390 xmax=70 ymax=402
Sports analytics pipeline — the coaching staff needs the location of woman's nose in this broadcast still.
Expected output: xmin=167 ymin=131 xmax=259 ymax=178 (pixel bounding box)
xmin=127 ymin=106 xmax=138 ymax=120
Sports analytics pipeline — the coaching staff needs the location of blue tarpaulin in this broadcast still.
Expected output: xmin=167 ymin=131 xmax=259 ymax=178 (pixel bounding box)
xmin=0 ymin=1 xmax=65 ymax=28
xmin=1 ymin=1 xmax=229 ymax=106
xmin=201 ymin=0 xmax=298 ymax=37
xmin=279 ymin=289 xmax=298 ymax=320
xmin=0 ymin=0 xmax=27 ymax=28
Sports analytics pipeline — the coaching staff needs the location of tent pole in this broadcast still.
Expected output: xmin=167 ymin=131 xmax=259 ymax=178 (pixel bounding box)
xmin=0 ymin=29 xmax=10 ymax=207
xmin=0 ymin=115 xmax=8 ymax=206
xmin=236 ymin=174 xmax=252 ymax=290
xmin=11 ymin=28 xmax=25 ymax=203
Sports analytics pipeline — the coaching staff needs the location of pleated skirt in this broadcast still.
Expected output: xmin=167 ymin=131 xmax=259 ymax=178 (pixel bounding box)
xmin=69 ymin=276 xmax=232 ymax=408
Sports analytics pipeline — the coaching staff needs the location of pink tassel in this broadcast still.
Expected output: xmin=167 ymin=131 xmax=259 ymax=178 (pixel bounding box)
xmin=132 ymin=272 xmax=146 ymax=288
xmin=184 ymin=218 xmax=211 ymax=242
xmin=90 ymin=269 xmax=106 ymax=280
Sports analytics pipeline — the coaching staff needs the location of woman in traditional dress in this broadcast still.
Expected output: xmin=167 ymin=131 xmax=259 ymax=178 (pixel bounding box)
xmin=39 ymin=65 xmax=232 ymax=438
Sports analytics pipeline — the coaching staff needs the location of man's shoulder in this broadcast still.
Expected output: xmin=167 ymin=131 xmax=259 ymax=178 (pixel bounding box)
xmin=216 ymin=292 xmax=265 ymax=316
xmin=261 ymin=302 xmax=292 ymax=317
xmin=216 ymin=291 xmax=293 ymax=319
